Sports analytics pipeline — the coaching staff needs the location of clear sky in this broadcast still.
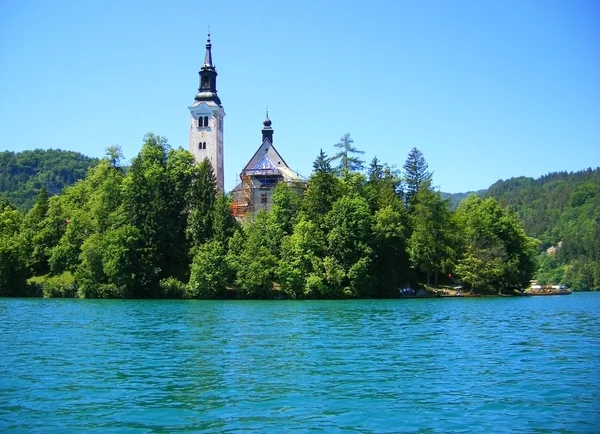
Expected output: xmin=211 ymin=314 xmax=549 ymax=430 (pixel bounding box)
xmin=1 ymin=0 xmax=599 ymax=193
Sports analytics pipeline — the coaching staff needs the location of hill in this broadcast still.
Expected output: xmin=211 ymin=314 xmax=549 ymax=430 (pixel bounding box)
xmin=0 ymin=149 xmax=98 ymax=210
xmin=443 ymin=168 xmax=600 ymax=289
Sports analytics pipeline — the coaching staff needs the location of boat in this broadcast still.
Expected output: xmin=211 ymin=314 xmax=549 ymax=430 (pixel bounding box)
xmin=524 ymin=280 xmax=572 ymax=296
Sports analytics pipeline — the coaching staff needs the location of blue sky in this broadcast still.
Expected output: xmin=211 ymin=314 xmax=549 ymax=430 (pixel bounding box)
xmin=1 ymin=0 xmax=598 ymax=193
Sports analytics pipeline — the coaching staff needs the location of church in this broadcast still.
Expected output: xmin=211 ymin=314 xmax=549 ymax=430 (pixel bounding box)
xmin=187 ymin=34 xmax=305 ymax=218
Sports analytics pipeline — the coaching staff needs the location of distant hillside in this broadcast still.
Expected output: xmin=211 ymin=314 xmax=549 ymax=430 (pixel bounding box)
xmin=0 ymin=149 xmax=98 ymax=210
xmin=444 ymin=168 xmax=600 ymax=289
xmin=440 ymin=190 xmax=484 ymax=209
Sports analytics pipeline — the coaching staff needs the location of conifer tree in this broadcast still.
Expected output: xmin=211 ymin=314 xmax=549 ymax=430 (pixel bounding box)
xmin=403 ymin=147 xmax=432 ymax=206
xmin=331 ymin=133 xmax=365 ymax=174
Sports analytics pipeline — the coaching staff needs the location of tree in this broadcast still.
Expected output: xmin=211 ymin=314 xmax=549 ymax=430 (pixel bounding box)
xmin=372 ymin=206 xmax=410 ymax=296
xmin=325 ymin=196 xmax=374 ymax=297
xmin=0 ymin=204 xmax=27 ymax=295
xmin=301 ymin=150 xmax=341 ymax=226
xmin=101 ymin=224 xmax=149 ymax=297
xmin=234 ymin=212 xmax=280 ymax=298
xmin=105 ymin=145 xmax=124 ymax=168
xmin=187 ymin=241 xmax=231 ymax=299
xmin=455 ymin=195 xmax=538 ymax=293
xmin=22 ymin=189 xmax=67 ymax=275
xmin=331 ymin=133 xmax=365 ymax=174
xmin=407 ymin=180 xmax=453 ymax=286
xmin=403 ymin=147 xmax=432 ymax=207
xmin=0 ymin=149 xmax=98 ymax=210
xmin=277 ymin=218 xmax=326 ymax=298
xmin=211 ymin=194 xmax=238 ymax=247
xmin=121 ymin=134 xmax=196 ymax=291
xmin=366 ymin=157 xmax=404 ymax=212
xmin=187 ymin=158 xmax=218 ymax=251
xmin=49 ymin=210 xmax=93 ymax=274
xmin=271 ymin=182 xmax=302 ymax=236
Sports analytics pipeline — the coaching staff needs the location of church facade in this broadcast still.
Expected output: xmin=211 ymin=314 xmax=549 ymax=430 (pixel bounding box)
xmin=188 ymin=34 xmax=305 ymax=217
xmin=230 ymin=114 xmax=306 ymax=218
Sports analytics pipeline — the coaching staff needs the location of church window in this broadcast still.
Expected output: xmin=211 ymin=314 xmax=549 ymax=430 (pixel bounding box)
xmin=198 ymin=117 xmax=202 ymax=128
xmin=203 ymin=142 xmax=207 ymax=149
xmin=204 ymin=116 xmax=209 ymax=127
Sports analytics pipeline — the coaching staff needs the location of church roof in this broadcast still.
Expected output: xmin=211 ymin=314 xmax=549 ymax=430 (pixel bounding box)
xmin=251 ymin=155 xmax=277 ymax=171
xmin=239 ymin=117 xmax=305 ymax=183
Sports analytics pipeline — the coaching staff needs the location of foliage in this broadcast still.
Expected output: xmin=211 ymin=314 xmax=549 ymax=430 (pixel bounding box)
xmin=403 ymin=147 xmax=431 ymax=207
xmin=0 ymin=149 xmax=98 ymax=210
xmin=5 ymin=132 xmax=590 ymax=298
xmin=301 ymin=150 xmax=341 ymax=226
xmin=481 ymin=168 xmax=600 ymax=290
xmin=454 ymin=195 xmax=537 ymax=293
xmin=187 ymin=241 xmax=231 ymax=299
xmin=0 ymin=204 xmax=28 ymax=295
xmin=40 ymin=272 xmax=77 ymax=298
xmin=330 ymin=133 xmax=365 ymax=174
xmin=407 ymin=180 xmax=455 ymax=286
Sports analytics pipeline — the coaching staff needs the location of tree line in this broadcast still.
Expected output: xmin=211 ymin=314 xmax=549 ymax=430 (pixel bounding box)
xmin=482 ymin=168 xmax=600 ymax=290
xmin=0 ymin=149 xmax=98 ymax=210
xmin=1 ymin=133 xmax=541 ymax=298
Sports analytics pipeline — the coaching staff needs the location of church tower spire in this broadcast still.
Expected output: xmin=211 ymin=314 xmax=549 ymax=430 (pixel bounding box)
xmin=189 ymin=32 xmax=225 ymax=192
xmin=262 ymin=109 xmax=273 ymax=144
xmin=195 ymin=33 xmax=221 ymax=106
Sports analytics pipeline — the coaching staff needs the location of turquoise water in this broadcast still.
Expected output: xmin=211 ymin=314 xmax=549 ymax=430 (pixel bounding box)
xmin=1 ymin=295 xmax=599 ymax=433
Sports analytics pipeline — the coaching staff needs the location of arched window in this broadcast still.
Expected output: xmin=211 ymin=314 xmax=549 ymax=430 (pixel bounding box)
xmin=203 ymin=142 xmax=207 ymax=149
xmin=198 ymin=117 xmax=202 ymax=128
xmin=204 ymin=116 xmax=209 ymax=127
xmin=198 ymin=142 xmax=202 ymax=150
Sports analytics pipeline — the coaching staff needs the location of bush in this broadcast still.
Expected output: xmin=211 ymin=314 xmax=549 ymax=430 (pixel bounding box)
xmin=39 ymin=272 xmax=77 ymax=298
xmin=159 ymin=277 xmax=186 ymax=299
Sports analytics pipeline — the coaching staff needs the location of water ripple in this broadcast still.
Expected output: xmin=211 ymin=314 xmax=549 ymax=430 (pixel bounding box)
xmin=1 ymin=295 xmax=599 ymax=432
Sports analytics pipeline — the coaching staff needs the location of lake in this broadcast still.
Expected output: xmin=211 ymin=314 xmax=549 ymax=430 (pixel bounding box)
xmin=1 ymin=294 xmax=599 ymax=432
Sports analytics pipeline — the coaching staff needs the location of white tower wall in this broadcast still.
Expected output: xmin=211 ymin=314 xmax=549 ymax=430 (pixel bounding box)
xmin=189 ymin=102 xmax=225 ymax=191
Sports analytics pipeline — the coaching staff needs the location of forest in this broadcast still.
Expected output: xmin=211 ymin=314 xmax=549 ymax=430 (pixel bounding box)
xmin=0 ymin=134 xmax=597 ymax=298
xmin=0 ymin=149 xmax=98 ymax=210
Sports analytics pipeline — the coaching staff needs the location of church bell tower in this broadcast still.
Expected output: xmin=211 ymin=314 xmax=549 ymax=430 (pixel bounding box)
xmin=189 ymin=33 xmax=225 ymax=191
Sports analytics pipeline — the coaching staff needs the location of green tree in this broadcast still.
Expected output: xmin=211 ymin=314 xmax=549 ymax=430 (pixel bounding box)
xmin=75 ymin=234 xmax=106 ymax=298
xmin=235 ymin=212 xmax=280 ymax=298
xmin=331 ymin=133 xmax=365 ymax=174
xmin=271 ymin=182 xmax=302 ymax=236
xmin=105 ymin=145 xmax=124 ymax=168
xmin=372 ymin=206 xmax=410 ymax=296
xmin=22 ymin=189 xmax=67 ymax=275
xmin=403 ymin=147 xmax=432 ymax=207
xmin=301 ymin=150 xmax=341 ymax=226
xmin=0 ymin=204 xmax=28 ymax=295
xmin=407 ymin=180 xmax=453 ymax=286
xmin=325 ymin=196 xmax=374 ymax=297
xmin=121 ymin=134 xmax=195 ymax=292
xmin=187 ymin=241 xmax=231 ymax=299
xmin=187 ymin=158 xmax=218 ymax=251
xmin=101 ymin=225 xmax=148 ymax=296
xmin=455 ymin=195 xmax=537 ymax=293
xmin=277 ymin=218 xmax=326 ymax=298
xmin=211 ymin=193 xmax=238 ymax=247
xmin=49 ymin=210 xmax=93 ymax=274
